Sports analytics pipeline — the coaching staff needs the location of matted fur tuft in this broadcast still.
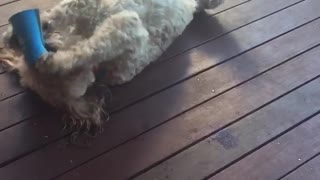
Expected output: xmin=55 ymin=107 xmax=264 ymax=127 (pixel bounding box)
xmin=64 ymin=83 xmax=112 ymax=135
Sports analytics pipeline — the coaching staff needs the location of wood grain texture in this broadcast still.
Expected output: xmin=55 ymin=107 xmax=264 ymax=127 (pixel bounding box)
xmin=0 ymin=93 xmax=46 ymax=132
xmin=1 ymin=1 xmax=320 ymax=179
xmin=0 ymin=0 xmax=277 ymax=155
xmin=57 ymin=45 xmax=320 ymax=180
xmin=0 ymin=0 xmax=314 ymax=171
xmin=211 ymin=114 xmax=320 ymax=180
xmin=282 ymin=155 xmax=320 ymax=180
xmin=134 ymin=77 xmax=320 ymax=180
xmin=0 ymin=112 xmax=62 ymax=168
xmin=162 ymin=0 xmax=304 ymax=59
xmin=0 ymin=73 xmax=24 ymax=101
xmin=107 ymin=0 xmax=313 ymax=112
xmin=0 ymin=0 xmax=19 ymax=7
xmin=205 ymin=0 xmax=249 ymax=16
xmin=0 ymin=0 xmax=320 ymax=180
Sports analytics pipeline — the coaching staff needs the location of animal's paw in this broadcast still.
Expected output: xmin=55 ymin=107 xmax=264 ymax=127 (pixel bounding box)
xmin=45 ymin=32 xmax=64 ymax=52
xmin=35 ymin=52 xmax=55 ymax=73
xmin=36 ymin=52 xmax=67 ymax=74
xmin=0 ymin=48 xmax=21 ymax=72
xmin=36 ymin=51 xmax=75 ymax=75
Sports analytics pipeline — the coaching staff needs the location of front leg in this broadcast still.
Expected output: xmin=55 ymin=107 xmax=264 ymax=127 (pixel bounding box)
xmin=37 ymin=10 xmax=149 ymax=74
xmin=0 ymin=48 xmax=24 ymax=72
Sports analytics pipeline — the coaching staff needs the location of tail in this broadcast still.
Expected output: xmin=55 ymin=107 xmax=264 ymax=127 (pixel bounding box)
xmin=196 ymin=0 xmax=223 ymax=12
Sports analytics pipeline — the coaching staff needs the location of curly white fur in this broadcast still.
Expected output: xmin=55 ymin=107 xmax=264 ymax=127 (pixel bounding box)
xmin=0 ymin=0 xmax=222 ymax=134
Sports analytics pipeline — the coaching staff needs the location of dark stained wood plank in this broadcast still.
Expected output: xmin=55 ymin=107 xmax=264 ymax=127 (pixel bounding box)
xmin=205 ymin=0 xmax=249 ymax=16
xmin=0 ymin=1 xmax=320 ymax=179
xmin=282 ymin=155 xmax=320 ymax=180
xmin=5 ymin=24 xmax=320 ymax=180
xmin=0 ymin=92 xmax=47 ymax=132
xmin=0 ymin=0 xmax=262 ymax=129
xmin=0 ymin=0 xmax=19 ymax=7
xmin=0 ymin=73 xmax=24 ymax=101
xmin=133 ymin=78 xmax=320 ymax=180
xmin=210 ymin=116 xmax=320 ymax=180
xmin=54 ymin=46 xmax=320 ymax=180
xmin=0 ymin=112 xmax=62 ymax=167
xmin=0 ymin=0 xmax=296 ymax=159
xmin=0 ymin=0 xmax=311 ymax=141
xmin=0 ymin=0 xmax=60 ymax=26
xmin=162 ymin=0 xmax=304 ymax=60
xmin=107 ymin=0 xmax=315 ymax=112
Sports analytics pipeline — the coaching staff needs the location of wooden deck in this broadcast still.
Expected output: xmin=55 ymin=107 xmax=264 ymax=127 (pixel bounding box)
xmin=1 ymin=0 xmax=320 ymax=179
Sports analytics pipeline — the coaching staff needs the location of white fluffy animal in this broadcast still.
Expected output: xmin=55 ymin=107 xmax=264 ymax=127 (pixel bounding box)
xmin=0 ymin=0 xmax=222 ymax=135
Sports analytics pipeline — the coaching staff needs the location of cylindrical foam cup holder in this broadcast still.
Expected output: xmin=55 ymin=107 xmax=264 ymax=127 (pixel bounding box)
xmin=9 ymin=9 xmax=48 ymax=65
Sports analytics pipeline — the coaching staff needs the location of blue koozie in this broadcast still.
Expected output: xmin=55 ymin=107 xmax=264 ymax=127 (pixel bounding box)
xmin=9 ymin=9 xmax=48 ymax=65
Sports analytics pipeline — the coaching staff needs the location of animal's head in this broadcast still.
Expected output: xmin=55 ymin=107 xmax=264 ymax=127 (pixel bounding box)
xmin=0 ymin=25 xmax=111 ymax=136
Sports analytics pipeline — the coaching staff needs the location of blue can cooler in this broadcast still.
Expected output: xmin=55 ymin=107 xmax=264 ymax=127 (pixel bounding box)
xmin=9 ymin=9 xmax=48 ymax=65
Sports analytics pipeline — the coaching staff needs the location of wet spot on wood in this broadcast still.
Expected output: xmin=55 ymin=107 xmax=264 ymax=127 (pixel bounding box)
xmin=216 ymin=129 xmax=239 ymax=149
xmin=190 ymin=128 xmax=199 ymax=134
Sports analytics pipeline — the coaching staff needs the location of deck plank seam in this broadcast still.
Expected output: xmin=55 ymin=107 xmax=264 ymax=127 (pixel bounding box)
xmin=0 ymin=0 xmax=309 ymax=104
xmin=159 ymin=0 xmax=306 ymax=61
xmin=0 ymin=0 xmax=20 ymax=7
xmin=0 ymin=132 xmax=70 ymax=168
xmin=111 ymin=15 xmax=320 ymax=116
xmin=206 ymin=0 xmax=251 ymax=17
xmin=204 ymin=110 xmax=320 ymax=180
xmin=129 ymin=73 xmax=320 ymax=180
xmin=52 ymin=43 xmax=320 ymax=179
xmin=278 ymin=152 xmax=320 ymax=180
xmin=0 ymin=90 xmax=25 ymax=105
xmin=2 ymin=18 xmax=320 ymax=169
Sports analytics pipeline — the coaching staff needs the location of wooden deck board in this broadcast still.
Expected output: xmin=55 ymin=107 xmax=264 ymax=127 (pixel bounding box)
xmin=0 ymin=73 xmax=24 ymax=102
xmin=162 ymin=0 xmax=303 ymax=60
xmin=211 ymin=113 xmax=320 ymax=180
xmin=57 ymin=43 xmax=320 ymax=180
xmin=133 ymin=75 xmax=320 ymax=180
xmin=1 ymin=0 xmax=320 ymax=180
xmin=1 ymin=1 xmax=320 ymax=179
xmin=0 ymin=93 xmax=44 ymax=131
xmin=49 ymin=18 xmax=320 ymax=179
xmin=282 ymin=155 xmax=320 ymax=180
xmin=3 ymin=21 xmax=320 ymax=180
xmin=108 ymin=0 xmax=304 ymax=112
xmin=0 ymin=0 xmax=313 ymax=170
xmin=204 ymin=0 xmax=249 ymax=16
xmin=0 ymin=0 xmax=19 ymax=7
